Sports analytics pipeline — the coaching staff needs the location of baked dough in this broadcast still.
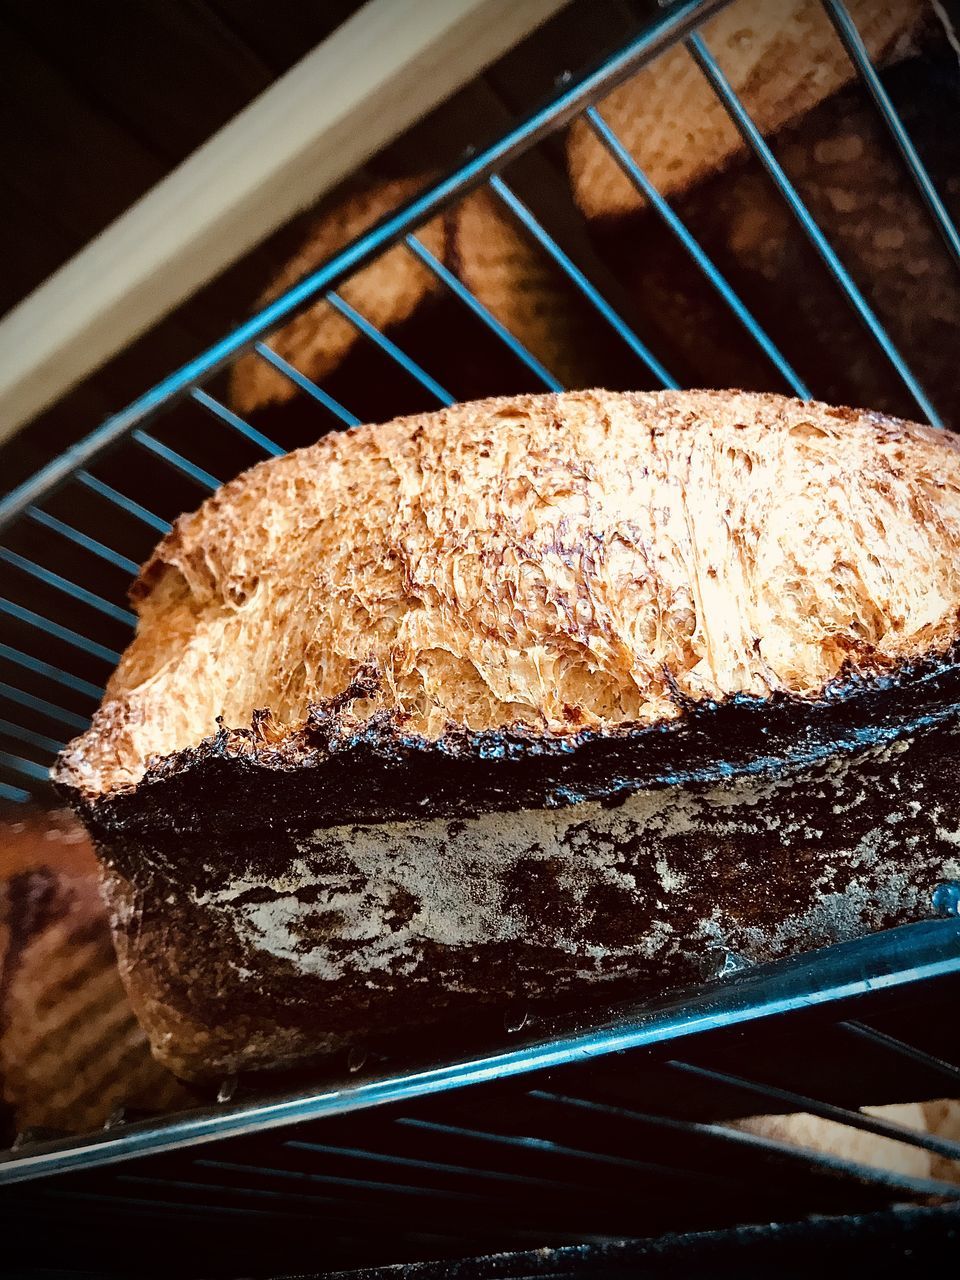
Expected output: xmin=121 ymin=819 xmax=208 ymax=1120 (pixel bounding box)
xmin=56 ymin=390 xmax=960 ymax=1079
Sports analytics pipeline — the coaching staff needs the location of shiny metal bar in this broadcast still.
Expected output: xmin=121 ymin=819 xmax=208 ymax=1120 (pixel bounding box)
xmin=686 ymin=31 xmax=940 ymax=426
xmin=584 ymin=106 xmax=812 ymax=398
xmin=252 ymin=345 xmax=362 ymax=426
xmin=191 ymin=1157 xmax=496 ymax=1205
xmin=841 ymin=1021 xmax=960 ymax=1085
xmin=403 ymin=235 xmax=564 ymax=392
xmin=75 ymin=471 xmax=172 ymax=536
xmin=0 ymin=717 xmax=66 ymax=758
xmin=489 ymin=175 xmax=677 ymax=387
xmin=0 ymin=779 xmax=31 ymax=803
xmin=285 ymin=1139 xmax=587 ymax=1193
xmin=0 ymin=598 xmax=121 ymax=665
xmin=132 ymin=430 xmax=220 ymax=492
xmin=667 ymin=1058 xmax=960 ymax=1161
xmin=395 ymin=1115 xmax=728 ymax=1184
xmin=0 ymin=641 xmax=102 ymax=701
xmin=530 ymin=1090 xmax=960 ymax=1198
xmin=2 ymin=916 xmax=957 ymax=1185
xmin=25 ymin=507 xmax=140 ymax=576
xmin=325 ymin=293 xmax=454 ymax=405
xmin=0 ymin=749 xmax=51 ymax=783
xmin=0 ymin=682 xmax=87 ymax=732
xmin=822 ymin=0 xmax=960 ymax=272
xmin=190 ymin=388 xmax=285 ymax=458
xmin=0 ymin=547 xmax=135 ymax=627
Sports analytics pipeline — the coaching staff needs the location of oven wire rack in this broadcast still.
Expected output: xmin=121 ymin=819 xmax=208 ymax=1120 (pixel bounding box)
xmin=2 ymin=912 xmax=960 ymax=1275
xmin=2 ymin=0 xmax=960 ymax=1269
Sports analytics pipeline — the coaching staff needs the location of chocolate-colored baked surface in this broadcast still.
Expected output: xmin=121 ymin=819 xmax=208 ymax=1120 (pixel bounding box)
xmin=56 ymin=389 xmax=960 ymax=1079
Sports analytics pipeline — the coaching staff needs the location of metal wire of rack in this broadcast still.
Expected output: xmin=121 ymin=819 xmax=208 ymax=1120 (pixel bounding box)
xmin=2 ymin=1 xmax=960 ymax=1271
xmin=2 ymin=915 xmax=960 ymax=1276
xmin=318 ymin=1204 xmax=960 ymax=1280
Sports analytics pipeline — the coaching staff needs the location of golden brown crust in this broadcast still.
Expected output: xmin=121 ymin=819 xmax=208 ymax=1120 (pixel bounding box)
xmin=56 ymin=388 xmax=960 ymax=800
xmin=565 ymin=0 xmax=922 ymax=222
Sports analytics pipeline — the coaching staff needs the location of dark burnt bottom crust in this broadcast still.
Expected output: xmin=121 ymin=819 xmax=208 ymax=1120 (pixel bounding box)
xmin=70 ymin=650 xmax=960 ymax=852
xmin=92 ymin=702 xmax=960 ymax=1081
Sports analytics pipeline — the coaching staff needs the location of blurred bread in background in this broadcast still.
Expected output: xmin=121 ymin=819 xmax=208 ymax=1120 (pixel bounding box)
xmin=0 ymin=810 xmax=188 ymax=1139
xmin=565 ymin=0 xmax=922 ymax=220
xmin=577 ymin=50 xmax=960 ymax=421
xmin=734 ymin=1104 xmax=946 ymax=1183
xmin=229 ymin=178 xmax=608 ymax=419
xmin=229 ymin=0 xmax=959 ymax=434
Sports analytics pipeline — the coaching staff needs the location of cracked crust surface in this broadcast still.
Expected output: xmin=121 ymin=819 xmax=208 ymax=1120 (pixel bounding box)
xmin=51 ymin=387 xmax=960 ymax=1080
xmin=56 ymin=388 xmax=960 ymax=801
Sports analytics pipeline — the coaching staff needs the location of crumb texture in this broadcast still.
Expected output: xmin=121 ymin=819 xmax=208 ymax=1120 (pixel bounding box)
xmin=58 ymin=388 xmax=960 ymax=797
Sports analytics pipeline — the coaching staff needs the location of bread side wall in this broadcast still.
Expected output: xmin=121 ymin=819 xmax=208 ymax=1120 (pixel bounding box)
xmin=98 ymin=718 xmax=960 ymax=1080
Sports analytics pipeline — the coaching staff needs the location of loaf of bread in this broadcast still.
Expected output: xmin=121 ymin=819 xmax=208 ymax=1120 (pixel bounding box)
xmin=4 ymin=814 xmax=953 ymax=1187
xmin=57 ymin=389 xmax=960 ymax=1080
